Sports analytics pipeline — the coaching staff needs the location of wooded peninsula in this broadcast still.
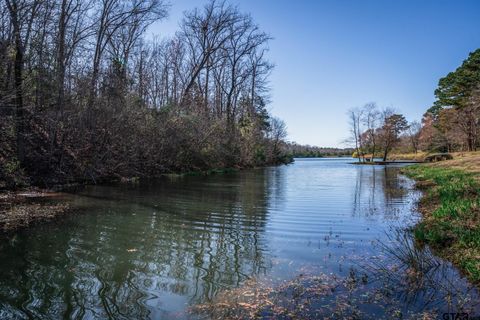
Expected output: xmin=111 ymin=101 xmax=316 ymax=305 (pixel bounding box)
xmin=0 ymin=0 xmax=292 ymax=190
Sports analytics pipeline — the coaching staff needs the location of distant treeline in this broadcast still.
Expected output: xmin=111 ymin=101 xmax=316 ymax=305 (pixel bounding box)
xmin=285 ymin=143 xmax=353 ymax=158
xmin=0 ymin=0 xmax=291 ymax=189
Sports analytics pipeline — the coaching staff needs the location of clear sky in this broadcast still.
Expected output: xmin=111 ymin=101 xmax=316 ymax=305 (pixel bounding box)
xmin=149 ymin=0 xmax=480 ymax=148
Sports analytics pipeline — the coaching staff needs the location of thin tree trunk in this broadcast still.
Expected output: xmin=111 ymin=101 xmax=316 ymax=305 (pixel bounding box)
xmin=6 ymin=0 xmax=25 ymax=164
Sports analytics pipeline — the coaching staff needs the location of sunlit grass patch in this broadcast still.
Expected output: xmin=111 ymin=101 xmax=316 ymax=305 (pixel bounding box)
xmin=403 ymin=164 xmax=480 ymax=284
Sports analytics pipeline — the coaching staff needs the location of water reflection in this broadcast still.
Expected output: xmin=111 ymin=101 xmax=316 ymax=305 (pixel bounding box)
xmin=0 ymin=170 xmax=276 ymax=319
xmin=0 ymin=159 xmax=477 ymax=319
xmin=352 ymin=165 xmax=411 ymax=219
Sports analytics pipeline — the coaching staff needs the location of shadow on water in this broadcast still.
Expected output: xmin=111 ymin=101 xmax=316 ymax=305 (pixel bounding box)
xmin=0 ymin=170 xmax=281 ymax=319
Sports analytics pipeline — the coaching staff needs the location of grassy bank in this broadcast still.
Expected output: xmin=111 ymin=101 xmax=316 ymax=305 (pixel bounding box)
xmin=388 ymin=152 xmax=428 ymax=161
xmin=403 ymin=153 xmax=480 ymax=284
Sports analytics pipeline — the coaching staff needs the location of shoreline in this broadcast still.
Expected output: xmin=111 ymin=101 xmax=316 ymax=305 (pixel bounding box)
xmin=0 ymin=189 xmax=70 ymax=233
xmin=0 ymin=163 xmax=292 ymax=234
xmin=402 ymin=153 xmax=480 ymax=285
xmin=351 ymin=160 xmax=424 ymax=165
xmin=1 ymin=157 xmax=478 ymax=317
xmin=3 ymin=156 xmax=479 ymax=286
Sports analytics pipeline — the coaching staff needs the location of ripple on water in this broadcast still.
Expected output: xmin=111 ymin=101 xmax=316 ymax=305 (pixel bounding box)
xmin=0 ymin=158 xmax=478 ymax=319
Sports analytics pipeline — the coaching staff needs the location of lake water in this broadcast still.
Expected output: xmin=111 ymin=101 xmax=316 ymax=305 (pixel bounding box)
xmin=0 ymin=158 xmax=478 ymax=319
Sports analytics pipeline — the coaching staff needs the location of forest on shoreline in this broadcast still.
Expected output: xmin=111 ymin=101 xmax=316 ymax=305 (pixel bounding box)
xmin=346 ymin=48 xmax=480 ymax=162
xmin=0 ymin=0 xmax=293 ymax=190
xmin=2 ymin=0 xmax=480 ymax=191
xmin=343 ymin=48 xmax=480 ymax=284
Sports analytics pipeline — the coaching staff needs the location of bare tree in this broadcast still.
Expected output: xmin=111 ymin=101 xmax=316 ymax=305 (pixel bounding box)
xmin=361 ymin=102 xmax=380 ymax=161
xmin=268 ymin=116 xmax=287 ymax=161
xmin=220 ymin=13 xmax=271 ymax=127
xmin=347 ymin=107 xmax=363 ymax=162
xmin=4 ymin=0 xmax=28 ymax=164
xmin=180 ymin=0 xmax=238 ymax=102
xmin=0 ymin=0 xmax=288 ymax=187
xmin=88 ymin=0 xmax=168 ymax=108
xmin=406 ymin=120 xmax=422 ymax=154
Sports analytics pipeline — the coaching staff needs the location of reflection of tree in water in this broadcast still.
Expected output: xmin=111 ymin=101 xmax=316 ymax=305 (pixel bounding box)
xmin=352 ymin=165 xmax=410 ymax=218
xmin=382 ymin=166 xmax=410 ymax=203
xmin=264 ymin=166 xmax=287 ymax=209
xmin=349 ymin=166 xmax=479 ymax=315
xmin=0 ymin=169 xmax=282 ymax=319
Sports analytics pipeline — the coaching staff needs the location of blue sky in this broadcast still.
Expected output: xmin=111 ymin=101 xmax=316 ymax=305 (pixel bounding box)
xmin=149 ymin=0 xmax=480 ymax=147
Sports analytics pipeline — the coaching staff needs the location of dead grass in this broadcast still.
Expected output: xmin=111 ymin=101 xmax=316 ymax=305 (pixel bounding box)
xmin=388 ymin=152 xmax=428 ymax=161
xmin=428 ymin=151 xmax=480 ymax=175
xmin=189 ymin=270 xmax=456 ymax=320
xmin=0 ymin=190 xmax=69 ymax=232
xmin=387 ymin=151 xmax=480 ymax=165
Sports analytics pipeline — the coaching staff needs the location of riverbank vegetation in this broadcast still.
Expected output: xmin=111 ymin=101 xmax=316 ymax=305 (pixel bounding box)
xmin=347 ymin=103 xmax=411 ymax=162
xmin=0 ymin=190 xmax=69 ymax=232
xmin=0 ymin=0 xmax=291 ymax=191
xmin=402 ymin=50 xmax=480 ymax=284
xmin=403 ymin=154 xmax=480 ymax=284
xmin=346 ymin=49 xmax=480 ymax=162
xmin=346 ymin=48 xmax=480 ymax=284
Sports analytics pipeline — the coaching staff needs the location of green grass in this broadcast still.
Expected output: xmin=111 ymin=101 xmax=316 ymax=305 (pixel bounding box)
xmin=404 ymin=165 xmax=480 ymax=284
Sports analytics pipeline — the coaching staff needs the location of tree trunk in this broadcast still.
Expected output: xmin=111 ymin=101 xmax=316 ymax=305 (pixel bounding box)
xmin=6 ymin=0 xmax=25 ymax=165
xmin=382 ymin=147 xmax=388 ymax=162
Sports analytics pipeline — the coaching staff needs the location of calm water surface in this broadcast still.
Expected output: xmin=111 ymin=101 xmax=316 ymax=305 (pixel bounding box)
xmin=0 ymin=158 xmax=478 ymax=319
